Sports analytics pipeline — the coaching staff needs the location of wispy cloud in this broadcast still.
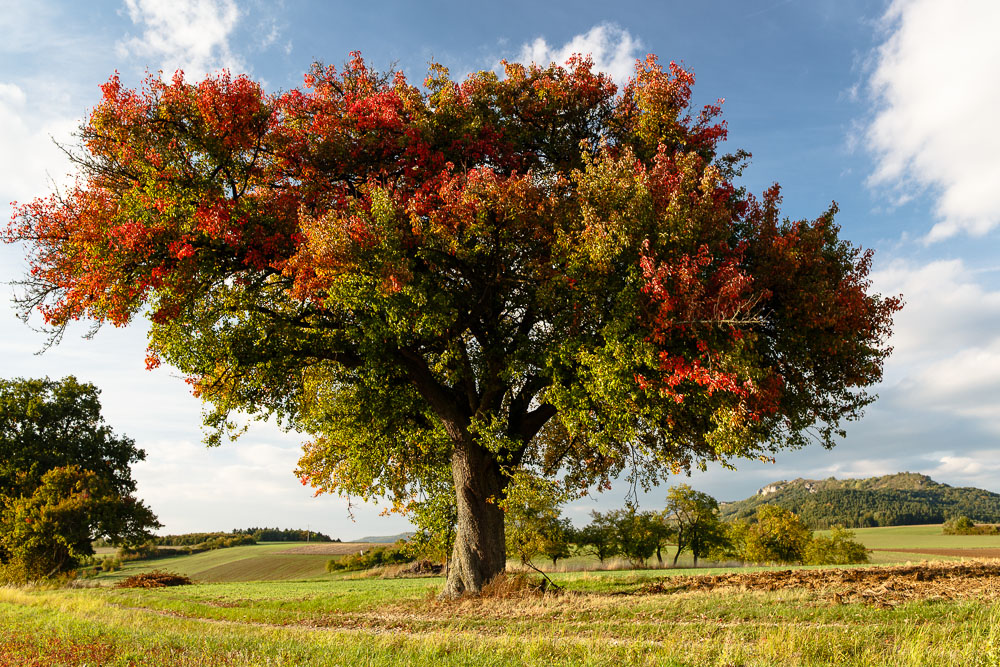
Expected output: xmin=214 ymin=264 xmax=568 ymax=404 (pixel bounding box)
xmin=117 ymin=0 xmax=244 ymax=78
xmin=513 ymin=23 xmax=643 ymax=87
xmin=865 ymin=0 xmax=1000 ymax=241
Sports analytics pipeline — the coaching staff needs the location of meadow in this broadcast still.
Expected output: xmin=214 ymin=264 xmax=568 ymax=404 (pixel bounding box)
xmin=3 ymin=525 xmax=1000 ymax=666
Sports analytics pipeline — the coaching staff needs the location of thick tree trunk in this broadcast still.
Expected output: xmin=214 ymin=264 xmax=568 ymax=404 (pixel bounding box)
xmin=439 ymin=436 xmax=507 ymax=598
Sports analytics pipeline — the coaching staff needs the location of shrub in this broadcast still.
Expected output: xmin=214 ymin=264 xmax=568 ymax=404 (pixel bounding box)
xmin=114 ymin=570 xmax=193 ymax=588
xmin=942 ymin=516 xmax=1000 ymax=535
xmin=327 ymin=546 xmax=413 ymax=572
xmin=804 ymin=526 xmax=869 ymax=565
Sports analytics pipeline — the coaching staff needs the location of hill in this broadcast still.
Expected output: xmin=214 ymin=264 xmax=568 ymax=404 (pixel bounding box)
xmin=719 ymin=472 xmax=1000 ymax=528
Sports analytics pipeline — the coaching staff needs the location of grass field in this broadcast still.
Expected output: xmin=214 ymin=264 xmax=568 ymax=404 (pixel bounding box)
xmin=4 ymin=561 xmax=1000 ymax=666
xmin=5 ymin=527 xmax=1000 ymax=665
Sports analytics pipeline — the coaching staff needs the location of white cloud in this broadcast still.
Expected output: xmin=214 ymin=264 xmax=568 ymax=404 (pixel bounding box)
xmin=514 ymin=23 xmax=643 ymax=87
xmin=870 ymin=258 xmax=1000 ymax=432
xmin=0 ymin=82 xmax=77 ymax=210
xmin=865 ymin=0 xmax=1000 ymax=241
xmin=118 ymin=0 xmax=244 ymax=79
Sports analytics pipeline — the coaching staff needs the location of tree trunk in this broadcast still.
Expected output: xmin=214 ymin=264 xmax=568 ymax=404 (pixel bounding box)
xmin=439 ymin=436 xmax=507 ymax=597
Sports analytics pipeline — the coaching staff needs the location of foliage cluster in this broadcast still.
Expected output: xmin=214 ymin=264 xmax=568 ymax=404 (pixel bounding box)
xmin=326 ymin=545 xmax=414 ymax=572
xmin=119 ymin=534 xmax=256 ymax=562
xmin=0 ymin=378 xmax=159 ymax=582
xmin=942 ymin=516 xmax=1000 ymax=536
xmin=716 ymin=505 xmax=868 ymax=565
xmin=231 ymin=527 xmax=337 ymax=542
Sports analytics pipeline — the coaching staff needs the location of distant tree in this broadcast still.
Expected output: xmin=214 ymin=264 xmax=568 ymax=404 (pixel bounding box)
xmin=404 ymin=466 xmax=458 ymax=566
xmin=541 ymin=518 xmax=574 ymax=567
xmin=742 ymin=505 xmax=812 ymax=563
xmin=0 ymin=377 xmax=159 ymax=580
xmin=576 ymin=512 xmax=619 ymax=563
xmin=665 ymin=484 xmax=726 ymax=566
xmin=611 ymin=508 xmax=663 ymax=567
xmin=803 ymin=526 xmax=869 ymax=565
xmin=501 ymin=472 xmax=570 ymax=569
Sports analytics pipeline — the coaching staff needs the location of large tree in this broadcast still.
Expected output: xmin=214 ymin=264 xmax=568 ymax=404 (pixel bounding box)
xmin=5 ymin=53 xmax=899 ymax=595
xmin=0 ymin=377 xmax=159 ymax=579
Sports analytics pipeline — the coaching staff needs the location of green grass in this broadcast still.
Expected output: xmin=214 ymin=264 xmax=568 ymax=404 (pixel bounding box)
xmin=11 ymin=527 xmax=1000 ymax=665
xmin=822 ymin=524 xmax=1000 ymax=550
xmin=4 ymin=566 xmax=1000 ymax=666
xmin=94 ymin=542 xmax=339 ymax=584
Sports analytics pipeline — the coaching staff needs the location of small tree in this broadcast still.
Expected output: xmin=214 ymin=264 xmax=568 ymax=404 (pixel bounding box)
xmin=742 ymin=505 xmax=812 ymax=563
xmin=576 ymin=512 xmax=619 ymax=563
xmin=664 ymin=484 xmax=726 ymax=567
xmin=0 ymin=466 xmax=158 ymax=580
xmin=611 ymin=508 xmax=663 ymax=567
xmin=501 ymin=472 xmax=569 ymax=569
xmin=541 ymin=518 xmax=573 ymax=567
xmin=804 ymin=526 xmax=869 ymax=565
xmin=0 ymin=377 xmax=159 ymax=580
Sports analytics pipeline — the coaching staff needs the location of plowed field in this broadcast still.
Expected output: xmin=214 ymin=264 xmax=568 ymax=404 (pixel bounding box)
xmin=278 ymin=542 xmax=382 ymax=555
xmin=642 ymin=560 xmax=1000 ymax=608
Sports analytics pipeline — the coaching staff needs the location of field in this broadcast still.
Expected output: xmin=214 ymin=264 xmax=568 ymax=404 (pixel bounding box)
xmin=4 ymin=527 xmax=1000 ymax=665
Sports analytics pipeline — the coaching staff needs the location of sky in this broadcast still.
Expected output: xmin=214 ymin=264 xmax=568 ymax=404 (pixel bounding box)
xmin=3 ymin=0 xmax=1000 ymax=539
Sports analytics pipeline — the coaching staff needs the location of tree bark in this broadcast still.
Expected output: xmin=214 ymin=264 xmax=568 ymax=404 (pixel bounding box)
xmin=439 ymin=436 xmax=508 ymax=597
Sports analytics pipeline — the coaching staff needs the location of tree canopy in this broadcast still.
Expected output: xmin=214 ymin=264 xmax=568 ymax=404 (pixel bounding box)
xmin=5 ymin=52 xmax=899 ymax=595
xmin=0 ymin=377 xmax=159 ymax=580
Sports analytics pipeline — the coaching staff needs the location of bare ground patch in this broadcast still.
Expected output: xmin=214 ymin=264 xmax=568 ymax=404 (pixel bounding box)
xmin=277 ymin=542 xmax=383 ymax=556
xmin=641 ymin=560 xmax=1000 ymax=608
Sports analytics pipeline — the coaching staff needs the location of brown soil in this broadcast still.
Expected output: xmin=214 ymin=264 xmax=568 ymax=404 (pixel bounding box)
xmin=872 ymin=547 xmax=1000 ymax=558
xmin=640 ymin=560 xmax=1000 ymax=608
xmin=277 ymin=542 xmax=383 ymax=555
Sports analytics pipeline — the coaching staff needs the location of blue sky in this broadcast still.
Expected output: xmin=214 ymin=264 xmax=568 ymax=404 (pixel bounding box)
xmin=3 ymin=0 xmax=1000 ymax=538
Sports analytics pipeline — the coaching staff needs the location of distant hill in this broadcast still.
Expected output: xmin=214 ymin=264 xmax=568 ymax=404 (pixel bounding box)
xmin=719 ymin=472 xmax=1000 ymax=528
xmin=354 ymin=532 xmax=415 ymax=544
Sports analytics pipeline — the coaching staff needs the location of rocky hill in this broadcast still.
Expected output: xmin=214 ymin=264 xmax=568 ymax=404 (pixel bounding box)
xmin=719 ymin=473 xmax=1000 ymax=528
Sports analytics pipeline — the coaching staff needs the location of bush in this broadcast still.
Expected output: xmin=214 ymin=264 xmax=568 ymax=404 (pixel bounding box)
xmin=942 ymin=516 xmax=1000 ymax=535
xmin=114 ymin=570 xmax=193 ymax=588
xmin=327 ymin=546 xmax=413 ymax=572
xmin=741 ymin=505 xmax=813 ymax=563
xmin=804 ymin=526 xmax=869 ymax=565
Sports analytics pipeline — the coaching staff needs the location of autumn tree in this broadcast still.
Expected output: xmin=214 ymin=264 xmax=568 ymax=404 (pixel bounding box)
xmin=664 ymin=484 xmax=726 ymax=566
xmin=0 ymin=377 xmax=159 ymax=580
xmin=5 ymin=53 xmax=899 ymax=595
xmin=742 ymin=504 xmax=812 ymax=563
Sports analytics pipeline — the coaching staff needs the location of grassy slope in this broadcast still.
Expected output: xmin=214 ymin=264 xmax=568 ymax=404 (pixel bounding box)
xmin=96 ymin=542 xmax=338 ymax=584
